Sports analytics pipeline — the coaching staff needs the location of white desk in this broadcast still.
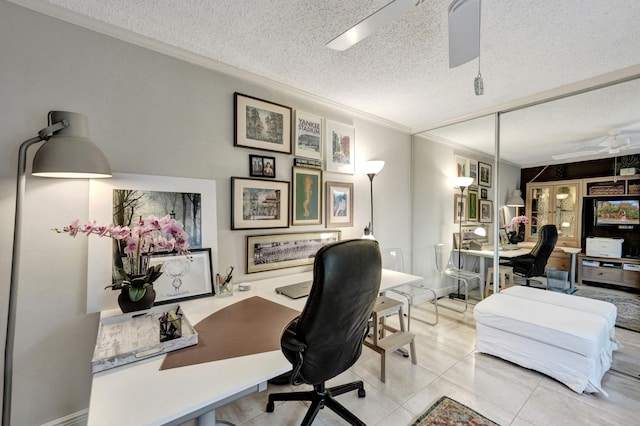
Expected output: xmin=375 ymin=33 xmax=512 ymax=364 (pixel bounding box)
xmin=460 ymin=248 xmax=531 ymax=294
xmin=88 ymin=268 xmax=423 ymax=426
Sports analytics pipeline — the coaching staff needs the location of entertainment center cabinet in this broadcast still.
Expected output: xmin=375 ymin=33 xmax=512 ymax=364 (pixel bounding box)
xmin=524 ymin=174 xmax=640 ymax=280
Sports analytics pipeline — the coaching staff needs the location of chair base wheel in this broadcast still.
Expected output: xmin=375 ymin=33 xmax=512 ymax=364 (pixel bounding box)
xmin=266 ymin=401 xmax=275 ymax=413
xmin=357 ymin=388 xmax=365 ymax=398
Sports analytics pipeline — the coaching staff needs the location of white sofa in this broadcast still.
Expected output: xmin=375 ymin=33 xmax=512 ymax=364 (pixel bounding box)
xmin=474 ymin=286 xmax=618 ymax=395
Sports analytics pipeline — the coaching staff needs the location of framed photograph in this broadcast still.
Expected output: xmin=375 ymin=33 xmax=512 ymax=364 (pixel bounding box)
xmin=294 ymin=110 xmax=323 ymax=160
xmin=454 ymin=194 xmax=467 ymax=224
xmin=480 ymin=188 xmax=488 ymax=199
xmin=151 ymin=248 xmax=214 ymax=305
xmin=326 ymin=181 xmax=354 ymax=228
xmin=480 ymin=199 xmax=493 ymax=223
xmin=499 ymin=229 xmax=509 ymax=245
xmin=478 ymin=161 xmax=492 ymax=187
xmin=231 ymin=177 xmax=290 ymax=230
xmin=454 ymin=155 xmax=469 ymax=178
xmin=246 ymin=231 xmax=341 ymax=273
xmin=325 ymin=121 xmax=355 ymax=174
xmin=249 ymin=154 xmax=276 ymax=178
xmin=292 ymin=167 xmax=322 ymax=225
xmin=234 ymin=92 xmax=292 ymax=154
xmin=469 ymin=160 xmax=478 ymax=184
xmin=88 ymin=173 xmax=219 ymax=313
xmin=453 ymin=232 xmax=461 ymax=250
xmin=467 ymin=189 xmax=478 ymax=221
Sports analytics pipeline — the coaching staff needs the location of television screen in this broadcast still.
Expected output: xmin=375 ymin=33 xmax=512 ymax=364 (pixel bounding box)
xmin=595 ymin=199 xmax=640 ymax=226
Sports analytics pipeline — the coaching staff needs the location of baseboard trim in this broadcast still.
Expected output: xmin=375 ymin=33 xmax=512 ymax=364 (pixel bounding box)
xmin=40 ymin=409 xmax=88 ymax=426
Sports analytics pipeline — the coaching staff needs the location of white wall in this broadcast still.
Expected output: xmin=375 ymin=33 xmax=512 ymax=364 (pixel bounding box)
xmin=0 ymin=3 xmax=412 ymax=424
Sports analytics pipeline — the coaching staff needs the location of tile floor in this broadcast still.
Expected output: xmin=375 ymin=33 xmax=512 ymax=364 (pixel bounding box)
xmin=201 ymin=290 xmax=640 ymax=426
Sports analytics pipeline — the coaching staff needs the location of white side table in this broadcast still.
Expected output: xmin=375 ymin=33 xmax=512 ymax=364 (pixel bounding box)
xmin=560 ymin=247 xmax=582 ymax=294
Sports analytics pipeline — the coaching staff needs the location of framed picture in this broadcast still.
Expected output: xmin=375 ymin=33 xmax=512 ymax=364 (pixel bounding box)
xmin=292 ymin=166 xmax=322 ymax=226
xmin=454 ymin=155 xmax=469 ymax=178
xmin=249 ymin=154 xmax=276 ymax=178
xmin=326 ymin=181 xmax=353 ymax=227
xmin=467 ymin=189 xmax=478 ymax=221
xmin=246 ymin=231 xmax=341 ymax=273
xmin=480 ymin=199 xmax=493 ymax=223
xmin=87 ymin=173 xmax=219 ymax=313
xmin=151 ymin=248 xmax=214 ymax=305
xmin=469 ymin=160 xmax=478 ymax=184
xmin=453 ymin=232 xmax=461 ymax=249
xmin=294 ymin=110 xmax=323 ymax=160
xmin=231 ymin=177 xmax=290 ymax=230
xmin=234 ymin=92 xmax=292 ymax=154
xmin=499 ymin=229 xmax=509 ymax=245
xmin=480 ymin=188 xmax=488 ymax=199
xmin=325 ymin=121 xmax=355 ymax=174
xmin=478 ymin=161 xmax=492 ymax=187
xmin=454 ymin=194 xmax=467 ymax=224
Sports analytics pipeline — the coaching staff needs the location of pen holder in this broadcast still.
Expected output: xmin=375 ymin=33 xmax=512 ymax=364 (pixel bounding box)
xmin=159 ymin=313 xmax=183 ymax=342
xmin=216 ymin=274 xmax=234 ymax=297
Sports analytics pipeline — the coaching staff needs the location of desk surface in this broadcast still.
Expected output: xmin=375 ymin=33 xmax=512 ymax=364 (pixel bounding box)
xmin=88 ymin=268 xmax=423 ymax=426
xmin=460 ymin=247 xmax=531 ymax=258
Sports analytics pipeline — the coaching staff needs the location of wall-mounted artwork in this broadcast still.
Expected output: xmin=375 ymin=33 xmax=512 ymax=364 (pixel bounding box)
xmin=455 ymin=155 xmax=469 ymax=178
xmin=292 ymin=166 xmax=322 ymax=226
xmin=454 ymin=194 xmax=467 ymax=224
xmin=479 ymin=161 xmax=492 ymax=187
xmin=480 ymin=199 xmax=493 ymax=223
xmin=468 ymin=189 xmax=479 ymax=221
xmin=234 ymin=92 xmax=292 ymax=154
xmin=87 ymin=173 xmax=219 ymax=313
xmin=325 ymin=121 xmax=355 ymax=174
xmin=294 ymin=110 xmax=323 ymax=160
xmin=231 ymin=177 xmax=290 ymax=229
xmin=249 ymin=154 xmax=276 ymax=178
xmin=246 ymin=231 xmax=341 ymax=273
xmin=326 ymin=181 xmax=353 ymax=227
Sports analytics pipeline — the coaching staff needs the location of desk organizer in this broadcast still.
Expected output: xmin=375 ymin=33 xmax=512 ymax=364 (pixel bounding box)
xmin=91 ymin=304 xmax=197 ymax=373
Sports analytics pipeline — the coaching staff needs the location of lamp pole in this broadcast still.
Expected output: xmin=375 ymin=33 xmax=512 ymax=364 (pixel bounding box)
xmin=451 ymin=176 xmax=474 ymax=300
xmin=367 ymin=173 xmax=376 ymax=235
xmin=362 ymin=161 xmax=384 ymax=239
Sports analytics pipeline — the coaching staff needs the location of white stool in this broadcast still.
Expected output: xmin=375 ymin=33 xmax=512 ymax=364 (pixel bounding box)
xmin=484 ymin=266 xmax=514 ymax=297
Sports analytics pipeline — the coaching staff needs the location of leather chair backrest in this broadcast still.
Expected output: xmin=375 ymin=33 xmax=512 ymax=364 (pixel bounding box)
xmin=529 ymin=224 xmax=558 ymax=275
xmin=286 ymin=239 xmax=381 ymax=385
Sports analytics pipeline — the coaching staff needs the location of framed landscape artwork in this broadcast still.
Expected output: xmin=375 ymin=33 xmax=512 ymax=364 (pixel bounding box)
xmin=454 ymin=194 xmax=467 ymax=224
xmin=292 ymin=166 xmax=322 ymax=226
xmin=326 ymin=181 xmax=353 ymax=227
xmin=231 ymin=177 xmax=290 ymax=229
xmin=246 ymin=231 xmax=341 ymax=273
xmin=479 ymin=161 xmax=492 ymax=187
xmin=294 ymin=110 xmax=323 ymax=160
xmin=480 ymin=199 xmax=493 ymax=223
xmin=325 ymin=121 xmax=355 ymax=174
xmin=234 ymin=92 xmax=292 ymax=154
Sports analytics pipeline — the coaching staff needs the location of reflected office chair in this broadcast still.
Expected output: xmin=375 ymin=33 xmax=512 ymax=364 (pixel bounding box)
xmin=266 ymin=239 xmax=382 ymax=426
xmin=434 ymin=243 xmax=482 ymax=313
xmin=383 ymin=248 xmax=438 ymax=327
xmin=502 ymin=224 xmax=558 ymax=286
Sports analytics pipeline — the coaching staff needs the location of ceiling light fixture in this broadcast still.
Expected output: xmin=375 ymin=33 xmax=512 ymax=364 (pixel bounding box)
xmin=473 ymin=1 xmax=483 ymax=95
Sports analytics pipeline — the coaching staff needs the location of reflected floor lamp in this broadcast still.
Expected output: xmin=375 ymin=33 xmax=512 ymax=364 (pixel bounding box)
xmin=452 ymin=176 xmax=474 ymax=300
xmin=362 ymin=160 xmax=385 ymax=239
xmin=3 ymin=112 xmax=111 ymax=426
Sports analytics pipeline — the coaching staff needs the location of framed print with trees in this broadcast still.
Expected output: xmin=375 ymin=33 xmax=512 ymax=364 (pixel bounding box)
xmin=231 ymin=177 xmax=290 ymax=230
xmin=480 ymin=199 xmax=493 ymax=223
xmin=478 ymin=161 xmax=492 ymax=187
xmin=234 ymin=92 xmax=292 ymax=154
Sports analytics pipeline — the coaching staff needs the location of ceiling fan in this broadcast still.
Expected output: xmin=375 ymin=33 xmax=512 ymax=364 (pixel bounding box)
xmin=551 ymin=130 xmax=640 ymax=161
xmin=326 ymin=0 xmax=481 ymax=68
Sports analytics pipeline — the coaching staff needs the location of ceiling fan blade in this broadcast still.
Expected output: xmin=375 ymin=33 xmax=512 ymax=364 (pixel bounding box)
xmin=551 ymin=150 xmax=603 ymax=161
xmin=448 ymin=0 xmax=480 ymax=68
xmin=326 ymin=0 xmax=418 ymax=51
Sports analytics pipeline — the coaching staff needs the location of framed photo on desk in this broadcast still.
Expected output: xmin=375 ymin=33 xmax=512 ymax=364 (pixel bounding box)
xmin=151 ymin=248 xmax=215 ymax=304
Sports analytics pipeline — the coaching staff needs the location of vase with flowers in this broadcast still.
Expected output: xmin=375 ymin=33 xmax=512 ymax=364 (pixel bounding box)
xmin=54 ymin=214 xmax=190 ymax=312
xmin=504 ymin=215 xmax=529 ymax=244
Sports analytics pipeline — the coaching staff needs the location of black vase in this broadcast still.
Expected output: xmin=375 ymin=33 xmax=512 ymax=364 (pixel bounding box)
xmin=118 ymin=286 xmax=156 ymax=313
xmin=508 ymin=232 xmax=524 ymax=244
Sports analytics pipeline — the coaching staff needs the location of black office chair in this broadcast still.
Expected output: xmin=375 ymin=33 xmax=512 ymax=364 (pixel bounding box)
xmin=502 ymin=224 xmax=558 ymax=286
xmin=266 ymin=239 xmax=382 ymax=426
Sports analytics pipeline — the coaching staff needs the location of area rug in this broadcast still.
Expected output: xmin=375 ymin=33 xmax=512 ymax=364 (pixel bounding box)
xmin=411 ymin=396 xmax=498 ymax=426
xmin=574 ymin=286 xmax=640 ymax=333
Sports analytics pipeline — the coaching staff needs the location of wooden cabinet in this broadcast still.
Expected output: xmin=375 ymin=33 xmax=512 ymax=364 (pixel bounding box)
xmin=525 ymin=180 xmax=581 ymax=247
xmin=578 ymin=254 xmax=640 ymax=289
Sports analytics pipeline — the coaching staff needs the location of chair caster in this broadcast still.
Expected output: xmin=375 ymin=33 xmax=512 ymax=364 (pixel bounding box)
xmin=266 ymin=401 xmax=275 ymax=413
xmin=358 ymin=388 xmax=366 ymax=398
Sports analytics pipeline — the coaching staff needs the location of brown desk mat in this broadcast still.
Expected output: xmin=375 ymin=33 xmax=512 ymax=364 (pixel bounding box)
xmin=160 ymin=296 xmax=299 ymax=370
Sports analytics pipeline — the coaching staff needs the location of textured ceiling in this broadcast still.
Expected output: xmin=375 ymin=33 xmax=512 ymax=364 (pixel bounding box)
xmin=11 ymin=0 xmax=640 ymax=166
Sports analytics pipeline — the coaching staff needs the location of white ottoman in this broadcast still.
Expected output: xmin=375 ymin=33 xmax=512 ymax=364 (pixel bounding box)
xmin=474 ymin=288 xmax=617 ymax=395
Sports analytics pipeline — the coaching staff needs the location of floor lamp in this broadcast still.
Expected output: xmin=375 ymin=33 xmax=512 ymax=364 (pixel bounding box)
xmin=362 ymin=160 xmax=385 ymax=239
xmin=451 ymin=176 xmax=474 ymax=300
xmin=3 ymin=111 xmax=111 ymax=426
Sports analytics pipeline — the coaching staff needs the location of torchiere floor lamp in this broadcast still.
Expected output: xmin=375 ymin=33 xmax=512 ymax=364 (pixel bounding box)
xmin=362 ymin=160 xmax=385 ymax=239
xmin=451 ymin=176 xmax=474 ymax=300
xmin=4 ymin=111 xmax=111 ymax=426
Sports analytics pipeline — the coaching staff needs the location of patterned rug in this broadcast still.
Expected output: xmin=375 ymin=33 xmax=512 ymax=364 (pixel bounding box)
xmin=411 ymin=396 xmax=498 ymax=426
xmin=574 ymin=286 xmax=640 ymax=333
